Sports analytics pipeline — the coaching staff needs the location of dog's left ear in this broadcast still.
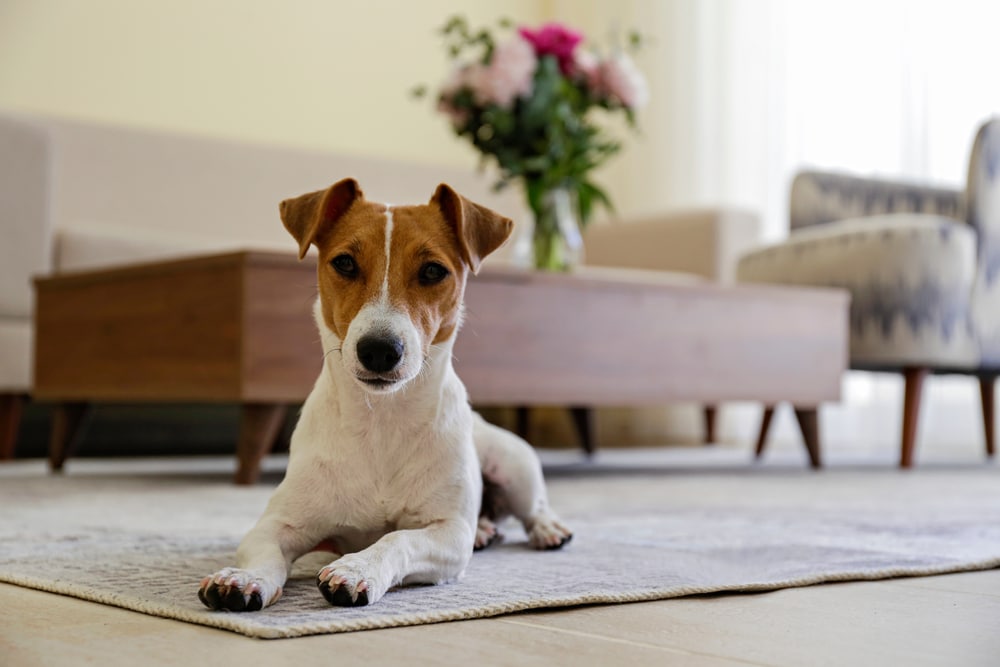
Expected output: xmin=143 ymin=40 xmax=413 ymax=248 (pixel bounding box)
xmin=280 ymin=178 xmax=363 ymax=260
xmin=431 ymin=184 xmax=514 ymax=273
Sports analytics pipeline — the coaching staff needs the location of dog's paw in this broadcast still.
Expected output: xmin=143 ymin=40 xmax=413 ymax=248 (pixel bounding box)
xmin=317 ymin=558 xmax=374 ymax=607
xmin=198 ymin=568 xmax=282 ymax=612
xmin=527 ymin=513 xmax=573 ymax=550
xmin=474 ymin=516 xmax=502 ymax=551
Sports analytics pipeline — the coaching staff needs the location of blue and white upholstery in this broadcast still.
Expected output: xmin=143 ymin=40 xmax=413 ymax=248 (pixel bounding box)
xmin=968 ymin=120 xmax=1000 ymax=366
xmin=737 ymin=118 xmax=1000 ymax=466
xmin=739 ymin=118 xmax=1000 ymax=372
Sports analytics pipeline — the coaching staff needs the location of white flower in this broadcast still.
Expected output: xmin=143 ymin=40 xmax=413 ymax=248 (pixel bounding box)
xmin=572 ymin=49 xmax=602 ymax=91
xmin=438 ymin=65 xmax=475 ymax=128
xmin=600 ymin=53 xmax=649 ymax=110
xmin=475 ymin=36 xmax=537 ymax=109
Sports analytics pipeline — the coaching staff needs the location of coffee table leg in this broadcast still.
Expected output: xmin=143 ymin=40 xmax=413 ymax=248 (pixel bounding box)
xmin=234 ymin=403 xmax=288 ymax=485
xmin=570 ymin=407 xmax=595 ymax=457
xmin=703 ymin=405 xmax=717 ymax=445
xmin=794 ymin=407 xmax=822 ymax=469
xmin=754 ymin=406 xmax=776 ymax=459
xmin=49 ymin=402 xmax=92 ymax=473
xmin=515 ymin=406 xmax=530 ymax=441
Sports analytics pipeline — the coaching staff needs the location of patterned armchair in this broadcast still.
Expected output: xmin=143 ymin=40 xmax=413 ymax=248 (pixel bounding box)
xmin=737 ymin=118 xmax=1000 ymax=467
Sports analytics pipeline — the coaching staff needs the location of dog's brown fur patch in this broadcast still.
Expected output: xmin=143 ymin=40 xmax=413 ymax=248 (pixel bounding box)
xmin=280 ymin=179 xmax=513 ymax=351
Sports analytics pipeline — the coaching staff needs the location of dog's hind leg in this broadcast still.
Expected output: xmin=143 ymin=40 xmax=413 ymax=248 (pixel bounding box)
xmin=472 ymin=413 xmax=572 ymax=550
xmin=475 ymin=515 xmax=500 ymax=550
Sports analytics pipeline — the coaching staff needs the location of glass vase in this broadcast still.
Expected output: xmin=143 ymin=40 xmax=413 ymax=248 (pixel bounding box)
xmin=513 ymin=187 xmax=584 ymax=272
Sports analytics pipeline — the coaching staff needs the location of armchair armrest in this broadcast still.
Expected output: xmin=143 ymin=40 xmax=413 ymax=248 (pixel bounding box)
xmin=583 ymin=208 xmax=760 ymax=283
xmin=0 ymin=113 xmax=53 ymax=319
xmin=790 ymin=170 xmax=963 ymax=231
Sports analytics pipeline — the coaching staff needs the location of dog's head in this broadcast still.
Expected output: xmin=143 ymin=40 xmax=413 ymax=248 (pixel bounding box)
xmin=280 ymin=178 xmax=513 ymax=395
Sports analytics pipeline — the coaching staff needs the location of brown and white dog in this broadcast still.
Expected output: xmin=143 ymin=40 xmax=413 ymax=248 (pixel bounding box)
xmin=198 ymin=179 xmax=572 ymax=611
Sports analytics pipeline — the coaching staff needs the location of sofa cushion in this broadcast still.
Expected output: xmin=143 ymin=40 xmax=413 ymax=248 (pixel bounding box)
xmin=0 ymin=319 xmax=31 ymax=391
xmin=0 ymin=115 xmax=51 ymax=319
xmin=52 ymin=222 xmax=264 ymax=273
xmin=737 ymin=214 xmax=979 ymax=368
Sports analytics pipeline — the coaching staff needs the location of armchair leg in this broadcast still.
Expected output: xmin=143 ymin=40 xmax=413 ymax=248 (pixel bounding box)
xmin=980 ymin=374 xmax=996 ymax=458
xmin=1 ymin=393 xmax=26 ymax=461
xmin=900 ymin=367 xmax=929 ymax=469
xmin=754 ymin=406 xmax=776 ymax=459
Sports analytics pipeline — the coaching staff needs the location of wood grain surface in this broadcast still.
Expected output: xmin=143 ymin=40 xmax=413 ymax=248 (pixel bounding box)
xmin=34 ymin=252 xmax=849 ymax=406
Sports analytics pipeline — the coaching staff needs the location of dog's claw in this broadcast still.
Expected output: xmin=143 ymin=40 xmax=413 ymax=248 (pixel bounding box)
xmin=199 ymin=569 xmax=272 ymax=612
xmin=223 ymin=586 xmax=247 ymax=611
xmin=197 ymin=584 xmax=215 ymax=609
xmin=246 ymin=591 xmax=264 ymax=611
xmin=544 ymin=532 xmax=572 ymax=550
xmin=318 ymin=576 xmax=370 ymax=607
xmin=474 ymin=531 xmax=501 ymax=551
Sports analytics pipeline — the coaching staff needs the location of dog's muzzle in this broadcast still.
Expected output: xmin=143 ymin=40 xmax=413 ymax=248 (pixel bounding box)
xmin=357 ymin=335 xmax=404 ymax=380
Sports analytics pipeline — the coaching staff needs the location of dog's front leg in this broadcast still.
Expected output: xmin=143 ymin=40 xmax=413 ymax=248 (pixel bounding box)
xmin=199 ymin=516 xmax=316 ymax=612
xmin=316 ymin=519 xmax=474 ymax=606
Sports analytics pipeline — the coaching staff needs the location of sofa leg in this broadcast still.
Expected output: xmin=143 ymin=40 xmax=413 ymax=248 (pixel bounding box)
xmin=703 ymin=406 xmax=717 ymax=445
xmin=794 ymin=407 xmax=822 ymax=469
xmin=980 ymin=374 xmax=996 ymax=458
xmin=1 ymin=393 xmax=26 ymax=461
xmin=234 ymin=403 xmax=288 ymax=485
xmin=901 ymin=367 xmax=928 ymax=469
xmin=754 ymin=406 xmax=775 ymax=459
xmin=49 ymin=402 xmax=92 ymax=472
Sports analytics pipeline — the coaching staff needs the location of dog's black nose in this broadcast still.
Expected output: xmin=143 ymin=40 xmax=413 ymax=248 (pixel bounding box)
xmin=357 ymin=336 xmax=404 ymax=373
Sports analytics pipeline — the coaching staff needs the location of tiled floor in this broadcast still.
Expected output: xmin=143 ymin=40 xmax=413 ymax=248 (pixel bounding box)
xmin=2 ymin=447 xmax=999 ymax=666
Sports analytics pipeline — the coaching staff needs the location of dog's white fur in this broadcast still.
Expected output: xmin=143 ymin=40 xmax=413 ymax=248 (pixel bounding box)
xmin=199 ymin=197 xmax=571 ymax=611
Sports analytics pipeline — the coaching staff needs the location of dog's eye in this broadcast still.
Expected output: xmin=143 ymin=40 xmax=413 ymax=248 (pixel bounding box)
xmin=331 ymin=254 xmax=358 ymax=278
xmin=419 ymin=262 xmax=449 ymax=285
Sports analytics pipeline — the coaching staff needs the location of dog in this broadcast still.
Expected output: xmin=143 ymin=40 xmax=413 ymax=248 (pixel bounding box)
xmin=198 ymin=178 xmax=572 ymax=611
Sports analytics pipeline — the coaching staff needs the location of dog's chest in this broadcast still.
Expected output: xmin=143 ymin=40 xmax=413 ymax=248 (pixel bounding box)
xmin=310 ymin=416 xmax=474 ymax=525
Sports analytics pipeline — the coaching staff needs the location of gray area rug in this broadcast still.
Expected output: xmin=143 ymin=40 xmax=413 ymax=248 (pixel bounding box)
xmin=2 ymin=462 xmax=1000 ymax=638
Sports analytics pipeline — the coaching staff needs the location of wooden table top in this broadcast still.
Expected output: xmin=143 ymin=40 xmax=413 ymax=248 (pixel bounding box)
xmin=34 ymin=250 xmax=850 ymax=406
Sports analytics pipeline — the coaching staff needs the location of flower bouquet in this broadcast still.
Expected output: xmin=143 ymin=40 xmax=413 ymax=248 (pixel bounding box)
xmin=418 ymin=16 xmax=648 ymax=271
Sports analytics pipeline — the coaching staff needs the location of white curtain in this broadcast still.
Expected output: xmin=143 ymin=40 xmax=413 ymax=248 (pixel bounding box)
xmin=572 ymin=0 xmax=1000 ymax=240
xmin=780 ymin=1 xmax=1000 ymax=225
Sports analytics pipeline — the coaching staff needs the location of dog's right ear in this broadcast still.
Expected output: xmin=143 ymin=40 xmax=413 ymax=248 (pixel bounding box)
xmin=280 ymin=178 xmax=363 ymax=260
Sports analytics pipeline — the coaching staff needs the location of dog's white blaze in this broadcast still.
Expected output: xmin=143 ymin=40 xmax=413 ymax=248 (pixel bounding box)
xmin=380 ymin=204 xmax=394 ymax=304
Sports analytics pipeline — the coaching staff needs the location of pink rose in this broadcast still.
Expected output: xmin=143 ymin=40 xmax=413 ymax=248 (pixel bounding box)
xmin=518 ymin=22 xmax=583 ymax=75
xmin=600 ymin=53 xmax=649 ymax=109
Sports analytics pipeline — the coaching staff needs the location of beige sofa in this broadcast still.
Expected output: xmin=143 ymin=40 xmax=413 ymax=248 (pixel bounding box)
xmin=0 ymin=111 xmax=760 ymax=456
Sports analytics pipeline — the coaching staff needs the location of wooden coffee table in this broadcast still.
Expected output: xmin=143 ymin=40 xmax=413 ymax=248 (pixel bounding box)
xmin=33 ymin=251 xmax=849 ymax=483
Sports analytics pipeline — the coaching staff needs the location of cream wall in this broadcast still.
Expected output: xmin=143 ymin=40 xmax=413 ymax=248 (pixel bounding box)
xmin=0 ymin=0 xmax=547 ymax=166
xmin=0 ymin=0 xmax=683 ymax=217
